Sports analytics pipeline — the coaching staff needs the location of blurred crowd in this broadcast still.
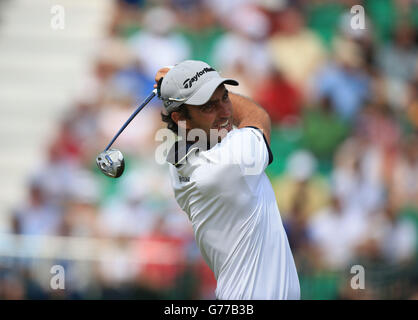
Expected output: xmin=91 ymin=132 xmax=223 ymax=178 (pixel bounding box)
xmin=1 ymin=0 xmax=417 ymax=299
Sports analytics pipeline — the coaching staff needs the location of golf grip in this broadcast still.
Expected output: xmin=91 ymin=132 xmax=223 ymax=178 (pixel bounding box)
xmin=105 ymin=89 xmax=157 ymax=151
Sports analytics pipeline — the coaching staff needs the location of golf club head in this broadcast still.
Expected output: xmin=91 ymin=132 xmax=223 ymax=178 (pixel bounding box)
xmin=96 ymin=149 xmax=125 ymax=178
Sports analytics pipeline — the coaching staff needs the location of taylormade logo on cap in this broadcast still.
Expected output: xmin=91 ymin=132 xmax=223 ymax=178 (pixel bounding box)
xmin=160 ymin=60 xmax=239 ymax=113
xmin=182 ymin=67 xmax=216 ymax=89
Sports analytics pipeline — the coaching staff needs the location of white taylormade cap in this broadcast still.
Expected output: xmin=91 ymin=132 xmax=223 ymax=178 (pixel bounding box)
xmin=159 ymin=60 xmax=239 ymax=112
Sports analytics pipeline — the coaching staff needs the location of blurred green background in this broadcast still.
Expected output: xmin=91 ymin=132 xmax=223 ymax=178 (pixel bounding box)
xmin=0 ymin=0 xmax=417 ymax=299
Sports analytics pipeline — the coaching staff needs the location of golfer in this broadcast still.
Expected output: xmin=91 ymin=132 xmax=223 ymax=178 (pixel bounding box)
xmin=156 ymin=60 xmax=300 ymax=300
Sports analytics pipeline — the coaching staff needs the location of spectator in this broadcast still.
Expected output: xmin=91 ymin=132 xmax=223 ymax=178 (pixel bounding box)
xmin=305 ymin=1 xmax=345 ymax=50
xmin=268 ymin=6 xmax=326 ymax=94
xmin=12 ymin=179 xmax=62 ymax=236
xmin=308 ymin=195 xmax=368 ymax=270
xmin=356 ymin=199 xmax=417 ymax=266
xmin=377 ymin=22 xmax=418 ymax=109
xmin=355 ymin=102 xmax=401 ymax=152
xmin=301 ymin=95 xmax=349 ymax=169
xmin=253 ymin=70 xmax=302 ymax=125
xmin=176 ymin=2 xmax=224 ymax=66
xmin=134 ymin=216 xmax=187 ymax=294
xmin=391 ymin=135 xmax=418 ymax=208
xmin=61 ymin=169 xmax=101 ymax=237
xmin=211 ymin=4 xmax=272 ymax=96
xmin=332 ymin=137 xmax=385 ymax=215
xmin=406 ymin=79 xmax=418 ymax=129
xmin=273 ymin=150 xmax=331 ymax=218
xmin=127 ymin=6 xmax=191 ymax=79
xmin=283 ymin=187 xmax=319 ymax=273
xmin=314 ymin=37 xmax=371 ymax=121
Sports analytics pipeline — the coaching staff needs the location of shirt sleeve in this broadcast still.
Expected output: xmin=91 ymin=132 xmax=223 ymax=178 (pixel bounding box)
xmin=223 ymin=126 xmax=273 ymax=176
xmin=244 ymin=126 xmax=273 ymax=165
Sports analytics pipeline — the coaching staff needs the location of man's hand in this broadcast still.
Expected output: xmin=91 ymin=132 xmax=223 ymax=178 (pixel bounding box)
xmin=154 ymin=67 xmax=172 ymax=88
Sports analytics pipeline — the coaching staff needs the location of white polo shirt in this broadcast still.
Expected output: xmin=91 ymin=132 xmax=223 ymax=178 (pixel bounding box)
xmin=167 ymin=127 xmax=300 ymax=300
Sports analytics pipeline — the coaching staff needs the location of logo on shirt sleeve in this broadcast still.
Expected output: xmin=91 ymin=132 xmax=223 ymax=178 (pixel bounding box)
xmin=178 ymin=176 xmax=190 ymax=183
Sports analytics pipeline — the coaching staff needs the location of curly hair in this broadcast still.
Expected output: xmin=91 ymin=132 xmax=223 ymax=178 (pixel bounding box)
xmin=161 ymin=104 xmax=191 ymax=134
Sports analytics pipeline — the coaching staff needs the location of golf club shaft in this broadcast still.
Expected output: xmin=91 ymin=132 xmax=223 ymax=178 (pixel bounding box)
xmin=105 ymin=89 xmax=157 ymax=151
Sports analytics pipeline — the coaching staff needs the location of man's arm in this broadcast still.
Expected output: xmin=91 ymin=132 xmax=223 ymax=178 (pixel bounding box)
xmin=229 ymin=92 xmax=271 ymax=144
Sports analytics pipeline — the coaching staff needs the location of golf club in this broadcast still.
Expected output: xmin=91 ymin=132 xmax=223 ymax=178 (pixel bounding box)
xmin=96 ymin=88 xmax=157 ymax=178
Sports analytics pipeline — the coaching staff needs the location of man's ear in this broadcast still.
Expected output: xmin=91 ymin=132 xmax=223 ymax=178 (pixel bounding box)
xmin=171 ymin=111 xmax=180 ymax=124
xmin=171 ymin=111 xmax=189 ymax=129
